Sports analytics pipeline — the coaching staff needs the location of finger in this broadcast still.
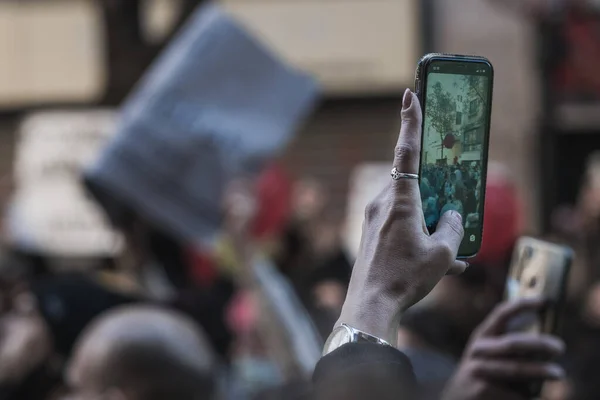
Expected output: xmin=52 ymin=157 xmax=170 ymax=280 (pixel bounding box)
xmin=474 ymin=298 xmax=546 ymax=338
xmin=478 ymin=387 xmax=528 ymax=400
xmin=472 ymin=360 xmax=565 ymax=382
xmin=446 ymin=260 xmax=469 ymax=275
xmin=470 ymin=334 xmax=565 ymax=359
xmin=432 ymin=210 xmax=464 ymax=260
xmin=391 ymin=89 xmax=422 ymax=201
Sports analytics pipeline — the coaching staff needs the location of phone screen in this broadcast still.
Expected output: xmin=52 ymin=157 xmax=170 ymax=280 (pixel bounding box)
xmin=420 ymin=59 xmax=493 ymax=257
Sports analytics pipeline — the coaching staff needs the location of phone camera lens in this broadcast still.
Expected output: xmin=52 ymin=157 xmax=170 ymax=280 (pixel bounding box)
xmin=524 ymin=246 xmax=534 ymax=260
xmin=528 ymin=276 xmax=538 ymax=288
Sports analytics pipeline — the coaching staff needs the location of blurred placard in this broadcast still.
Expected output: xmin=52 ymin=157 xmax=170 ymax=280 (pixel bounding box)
xmin=7 ymin=111 xmax=123 ymax=258
xmin=15 ymin=111 xmax=117 ymax=185
xmin=0 ymin=0 xmax=105 ymax=108
xmin=344 ymin=163 xmax=391 ymax=259
xmin=221 ymin=0 xmax=420 ymax=95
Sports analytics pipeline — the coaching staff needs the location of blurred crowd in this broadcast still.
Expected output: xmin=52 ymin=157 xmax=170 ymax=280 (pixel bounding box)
xmin=421 ymin=162 xmax=482 ymax=228
xmin=1 ymin=0 xmax=600 ymax=400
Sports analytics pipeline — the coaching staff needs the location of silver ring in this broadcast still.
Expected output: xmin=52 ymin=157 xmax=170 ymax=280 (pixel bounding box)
xmin=391 ymin=167 xmax=419 ymax=181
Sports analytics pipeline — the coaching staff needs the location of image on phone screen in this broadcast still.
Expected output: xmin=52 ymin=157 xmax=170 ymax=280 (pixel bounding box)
xmin=420 ymin=60 xmax=492 ymax=256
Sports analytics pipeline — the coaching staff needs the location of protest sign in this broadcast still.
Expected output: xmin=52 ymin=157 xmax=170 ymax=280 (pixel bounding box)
xmin=7 ymin=111 xmax=123 ymax=258
xmin=86 ymin=4 xmax=319 ymax=244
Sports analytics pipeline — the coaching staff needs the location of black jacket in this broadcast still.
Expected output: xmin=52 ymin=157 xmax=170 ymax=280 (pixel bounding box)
xmin=312 ymin=343 xmax=417 ymax=400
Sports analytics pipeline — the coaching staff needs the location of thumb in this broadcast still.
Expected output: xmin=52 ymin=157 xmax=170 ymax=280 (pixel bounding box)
xmin=432 ymin=210 xmax=464 ymax=261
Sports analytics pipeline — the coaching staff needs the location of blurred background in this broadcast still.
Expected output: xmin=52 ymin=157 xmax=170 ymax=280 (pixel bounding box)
xmin=0 ymin=1 xmax=599 ymax=400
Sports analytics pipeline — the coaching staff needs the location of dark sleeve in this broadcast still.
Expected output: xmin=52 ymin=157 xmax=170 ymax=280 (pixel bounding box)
xmin=312 ymin=343 xmax=417 ymax=400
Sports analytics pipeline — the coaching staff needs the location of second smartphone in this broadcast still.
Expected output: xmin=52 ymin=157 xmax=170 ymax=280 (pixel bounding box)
xmin=415 ymin=54 xmax=494 ymax=258
xmin=504 ymin=237 xmax=573 ymax=397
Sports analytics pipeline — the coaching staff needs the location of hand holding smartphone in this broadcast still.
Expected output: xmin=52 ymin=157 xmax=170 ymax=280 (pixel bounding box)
xmin=504 ymin=237 xmax=573 ymax=397
xmin=415 ymin=54 xmax=494 ymax=258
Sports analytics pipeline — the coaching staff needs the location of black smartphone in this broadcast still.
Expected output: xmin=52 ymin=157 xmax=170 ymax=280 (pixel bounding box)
xmin=504 ymin=237 xmax=573 ymax=397
xmin=415 ymin=54 xmax=494 ymax=258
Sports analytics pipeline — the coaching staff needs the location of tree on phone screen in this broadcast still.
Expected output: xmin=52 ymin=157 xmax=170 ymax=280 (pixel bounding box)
xmin=427 ymin=82 xmax=456 ymax=160
xmin=461 ymin=75 xmax=488 ymax=108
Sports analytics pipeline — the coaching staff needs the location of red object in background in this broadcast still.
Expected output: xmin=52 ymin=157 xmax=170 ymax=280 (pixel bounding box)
xmin=473 ymin=169 xmax=523 ymax=267
xmin=555 ymin=10 xmax=600 ymax=97
xmin=187 ymin=163 xmax=292 ymax=287
xmin=251 ymin=162 xmax=292 ymax=239
xmin=187 ymin=247 xmax=218 ymax=288
xmin=226 ymin=290 xmax=257 ymax=335
xmin=443 ymin=133 xmax=456 ymax=149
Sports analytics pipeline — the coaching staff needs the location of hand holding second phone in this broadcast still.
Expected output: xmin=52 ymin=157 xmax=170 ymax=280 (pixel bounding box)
xmin=337 ymin=89 xmax=468 ymax=344
xmin=442 ymin=298 xmax=565 ymax=400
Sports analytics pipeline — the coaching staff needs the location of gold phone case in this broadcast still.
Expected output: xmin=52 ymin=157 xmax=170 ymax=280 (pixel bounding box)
xmin=505 ymin=237 xmax=572 ymax=334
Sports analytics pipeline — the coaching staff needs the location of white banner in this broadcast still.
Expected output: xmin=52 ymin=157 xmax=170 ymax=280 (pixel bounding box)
xmin=15 ymin=111 xmax=118 ymax=186
xmin=7 ymin=182 xmax=123 ymax=258
xmin=344 ymin=163 xmax=392 ymax=259
xmin=8 ymin=110 xmax=123 ymax=257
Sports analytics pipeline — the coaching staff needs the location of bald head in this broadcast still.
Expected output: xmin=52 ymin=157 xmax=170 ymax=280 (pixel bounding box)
xmin=67 ymin=306 xmax=216 ymax=400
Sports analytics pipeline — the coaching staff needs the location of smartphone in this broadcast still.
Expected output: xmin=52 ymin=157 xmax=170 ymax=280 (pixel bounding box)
xmin=505 ymin=237 xmax=573 ymax=335
xmin=504 ymin=237 xmax=573 ymax=397
xmin=415 ymin=54 xmax=494 ymax=258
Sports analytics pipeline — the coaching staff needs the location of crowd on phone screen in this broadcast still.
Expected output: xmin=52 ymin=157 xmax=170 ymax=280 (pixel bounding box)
xmin=421 ymin=162 xmax=482 ymax=228
xmin=2 ymin=2 xmax=600 ymax=400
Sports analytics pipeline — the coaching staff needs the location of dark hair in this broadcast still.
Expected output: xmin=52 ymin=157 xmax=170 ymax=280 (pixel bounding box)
xmin=32 ymin=274 xmax=139 ymax=357
xmin=455 ymin=185 xmax=465 ymax=202
xmin=112 ymin=349 xmax=216 ymax=400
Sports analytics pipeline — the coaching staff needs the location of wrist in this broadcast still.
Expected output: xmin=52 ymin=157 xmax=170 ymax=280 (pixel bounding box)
xmin=336 ymin=289 xmax=407 ymax=346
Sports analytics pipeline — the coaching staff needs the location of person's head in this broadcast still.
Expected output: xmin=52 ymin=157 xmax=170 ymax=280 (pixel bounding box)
xmin=291 ymin=178 xmax=327 ymax=222
xmin=64 ymin=306 xmax=216 ymax=400
xmin=0 ymin=274 xmax=138 ymax=391
xmin=439 ymin=195 xmax=446 ymax=206
xmin=455 ymin=185 xmax=465 ymax=202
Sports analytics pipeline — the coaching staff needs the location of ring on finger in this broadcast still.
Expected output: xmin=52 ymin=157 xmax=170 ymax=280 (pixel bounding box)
xmin=391 ymin=167 xmax=419 ymax=181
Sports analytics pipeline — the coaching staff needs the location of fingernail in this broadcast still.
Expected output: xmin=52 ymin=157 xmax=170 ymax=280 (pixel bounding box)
xmin=553 ymin=338 xmax=566 ymax=353
xmin=449 ymin=210 xmax=463 ymax=223
xmin=402 ymin=89 xmax=413 ymax=110
xmin=548 ymin=365 xmax=565 ymax=379
xmin=464 ymin=262 xmax=470 ymax=269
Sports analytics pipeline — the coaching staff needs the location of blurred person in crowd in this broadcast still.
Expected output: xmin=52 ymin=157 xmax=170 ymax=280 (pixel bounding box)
xmin=396 ymin=162 xmax=523 ymax=398
xmin=0 ymin=274 xmax=138 ymax=400
xmin=313 ymin=89 xmax=564 ymax=400
xmin=273 ymin=178 xmax=352 ymax=335
xmin=536 ymin=152 xmax=600 ymax=400
xmin=220 ymin=178 xmax=322 ymax=398
xmin=562 ymin=280 xmax=600 ymax=400
xmin=87 ymin=0 xmax=319 ymax=360
xmin=85 ymin=172 xmax=237 ymax=356
xmin=87 ymin=171 xmax=243 ymax=359
xmin=421 ymin=161 xmax=482 ymax=229
xmin=61 ymin=305 xmax=216 ymax=400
